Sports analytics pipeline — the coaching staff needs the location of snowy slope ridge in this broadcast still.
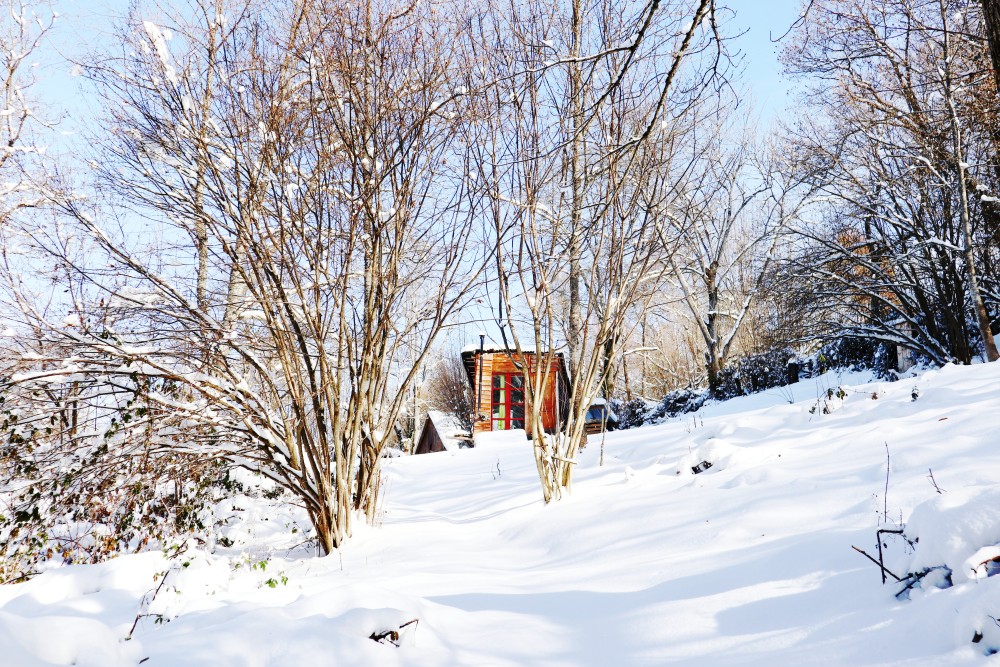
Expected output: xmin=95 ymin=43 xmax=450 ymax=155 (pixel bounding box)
xmin=1 ymin=363 xmax=999 ymax=666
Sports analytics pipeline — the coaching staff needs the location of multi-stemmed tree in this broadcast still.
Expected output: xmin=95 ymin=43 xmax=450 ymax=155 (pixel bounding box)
xmin=7 ymin=0 xmax=485 ymax=554
xmin=468 ymin=0 xmax=726 ymax=501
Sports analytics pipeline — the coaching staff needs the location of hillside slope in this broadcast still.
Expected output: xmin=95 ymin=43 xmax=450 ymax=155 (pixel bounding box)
xmin=2 ymin=363 xmax=998 ymax=666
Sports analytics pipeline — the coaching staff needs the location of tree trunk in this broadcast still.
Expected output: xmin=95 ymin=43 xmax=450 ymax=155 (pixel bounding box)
xmin=944 ymin=4 xmax=1000 ymax=361
xmin=601 ymin=335 xmax=615 ymax=399
xmin=566 ymin=0 xmax=584 ymax=385
xmin=705 ymin=262 xmax=722 ymax=395
xmin=222 ymin=240 xmax=248 ymax=327
xmin=982 ymin=0 xmax=1000 ymax=93
xmin=707 ymin=354 xmax=721 ymax=397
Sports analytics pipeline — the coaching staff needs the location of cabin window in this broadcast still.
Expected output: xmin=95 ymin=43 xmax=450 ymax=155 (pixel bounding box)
xmin=491 ymin=373 xmax=525 ymax=430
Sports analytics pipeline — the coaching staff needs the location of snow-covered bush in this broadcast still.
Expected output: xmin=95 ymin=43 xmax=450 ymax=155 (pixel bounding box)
xmin=813 ymin=337 xmax=898 ymax=378
xmin=612 ymin=389 xmax=706 ymax=430
xmin=0 ymin=369 xmax=225 ymax=583
xmin=714 ymin=347 xmax=797 ymax=399
xmin=613 ymin=398 xmax=654 ymax=430
xmin=649 ymin=388 xmax=707 ymax=420
xmin=613 ymin=340 xmax=904 ymax=431
xmin=887 ymin=487 xmax=1000 ymax=656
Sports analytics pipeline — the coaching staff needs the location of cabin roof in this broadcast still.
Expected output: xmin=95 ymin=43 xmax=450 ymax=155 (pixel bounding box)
xmin=421 ymin=410 xmax=471 ymax=452
xmin=427 ymin=410 xmax=468 ymax=438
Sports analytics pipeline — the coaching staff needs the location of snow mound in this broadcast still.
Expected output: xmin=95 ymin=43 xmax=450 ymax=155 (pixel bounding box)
xmin=673 ymin=437 xmax=744 ymax=476
xmin=0 ymin=610 xmax=141 ymax=667
xmin=894 ymin=484 xmax=1000 ymax=656
xmin=904 ymin=486 xmax=1000 ymax=582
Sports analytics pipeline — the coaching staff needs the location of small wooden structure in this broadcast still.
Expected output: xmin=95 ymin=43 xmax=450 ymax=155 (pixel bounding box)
xmin=461 ymin=345 xmax=568 ymax=435
xmin=583 ymin=398 xmax=618 ymax=435
xmin=414 ymin=411 xmax=473 ymax=455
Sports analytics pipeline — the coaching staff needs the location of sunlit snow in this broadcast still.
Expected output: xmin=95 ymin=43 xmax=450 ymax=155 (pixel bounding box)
xmin=2 ymin=363 xmax=1000 ymax=665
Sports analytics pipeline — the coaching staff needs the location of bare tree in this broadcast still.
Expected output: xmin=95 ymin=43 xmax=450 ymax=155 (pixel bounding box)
xmin=0 ymin=0 xmax=226 ymax=570
xmin=784 ymin=0 xmax=1000 ymax=364
xmin=9 ymin=0 xmax=485 ymax=553
xmin=939 ymin=0 xmax=1000 ymax=360
xmin=664 ymin=112 xmax=816 ymax=395
xmin=981 ymin=0 xmax=1000 ymax=91
xmin=0 ymin=1 xmax=56 ymax=226
xmin=421 ymin=351 xmax=474 ymax=432
xmin=469 ymin=0 xmax=724 ymax=501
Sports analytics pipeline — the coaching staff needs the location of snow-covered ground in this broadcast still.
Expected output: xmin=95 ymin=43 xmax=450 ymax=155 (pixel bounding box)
xmin=2 ymin=362 xmax=1000 ymax=666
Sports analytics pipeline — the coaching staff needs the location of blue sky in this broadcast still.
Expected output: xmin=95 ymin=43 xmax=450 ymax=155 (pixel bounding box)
xmin=726 ymin=0 xmax=806 ymax=124
xmin=36 ymin=0 xmax=805 ymax=126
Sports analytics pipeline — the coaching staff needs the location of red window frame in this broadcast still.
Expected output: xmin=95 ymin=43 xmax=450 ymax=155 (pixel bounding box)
xmin=491 ymin=373 xmax=526 ymax=430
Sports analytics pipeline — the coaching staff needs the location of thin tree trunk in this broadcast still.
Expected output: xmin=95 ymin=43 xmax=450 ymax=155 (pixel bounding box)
xmin=705 ymin=262 xmax=721 ymax=395
xmin=222 ymin=240 xmax=248 ymax=327
xmin=566 ymin=0 xmax=584 ymax=384
xmin=943 ymin=3 xmax=999 ymax=361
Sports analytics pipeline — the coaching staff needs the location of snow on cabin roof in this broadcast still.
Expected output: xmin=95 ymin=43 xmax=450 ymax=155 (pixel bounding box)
xmin=427 ymin=410 xmax=467 ymax=436
xmin=459 ymin=341 xmax=566 ymax=355
xmin=459 ymin=344 xmax=569 ymax=389
xmin=461 ymin=341 xmax=530 ymax=354
xmin=426 ymin=410 xmax=470 ymax=451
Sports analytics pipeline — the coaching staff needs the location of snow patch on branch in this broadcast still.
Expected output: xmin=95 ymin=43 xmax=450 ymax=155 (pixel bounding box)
xmin=142 ymin=21 xmax=178 ymax=86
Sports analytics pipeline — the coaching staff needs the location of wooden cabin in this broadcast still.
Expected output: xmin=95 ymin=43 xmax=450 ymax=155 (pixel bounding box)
xmin=414 ymin=411 xmax=473 ymax=455
xmin=461 ymin=345 xmax=568 ymax=435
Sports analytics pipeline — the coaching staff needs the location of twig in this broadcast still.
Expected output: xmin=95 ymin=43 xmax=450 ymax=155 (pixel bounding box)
xmin=128 ymin=568 xmax=171 ymax=639
xmin=883 ymin=442 xmax=890 ymax=525
xmin=876 ymin=528 xmax=905 ymax=585
xmin=852 ymin=545 xmax=903 ymax=582
xmin=893 ymin=567 xmax=949 ymax=600
xmin=895 ymin=572 xmax=924 ymax=599
xmin=927 ymin=467 xmax=944 ymax=494
xmin=599 ymin=426 xmax=606 ymax=467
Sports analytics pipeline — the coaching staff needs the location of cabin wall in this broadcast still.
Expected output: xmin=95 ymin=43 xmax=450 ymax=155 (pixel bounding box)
xmin=472 ymin=352 xmax=561 ymax=434
xmin=472 ymin=353 xmax=493 ymax=434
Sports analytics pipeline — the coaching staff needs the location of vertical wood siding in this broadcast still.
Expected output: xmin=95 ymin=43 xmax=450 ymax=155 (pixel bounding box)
xmin=472 ymin=352 xmax=562 ymax=434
